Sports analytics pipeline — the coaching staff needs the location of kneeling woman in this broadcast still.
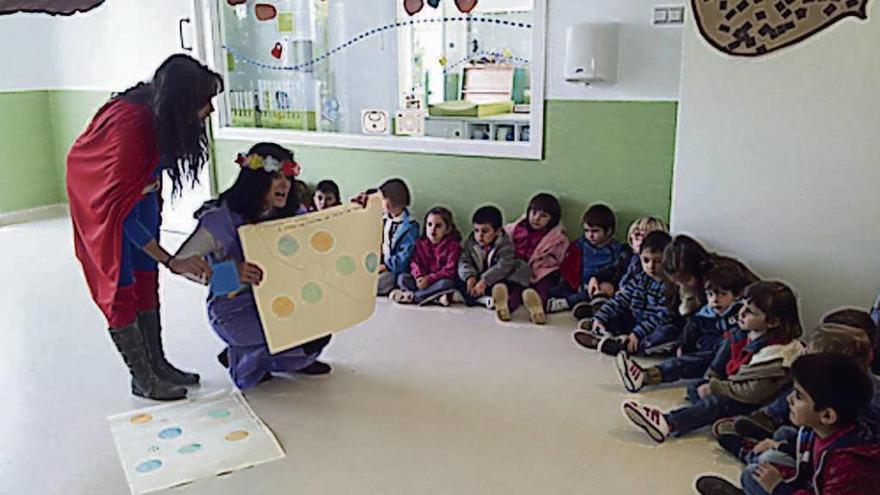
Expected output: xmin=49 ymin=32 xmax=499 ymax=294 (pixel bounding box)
xmin=175 ymin=143 xmax=331 ymax=389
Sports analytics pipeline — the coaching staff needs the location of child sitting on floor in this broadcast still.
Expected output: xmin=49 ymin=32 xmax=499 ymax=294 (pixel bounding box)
xmin=621 ymin=281 xmax=805 ymax=443
xmin=503 ymin=193 xmax=569 ymax=324
xmin=712 ymin=309 xmax=879 ymax=467
xmin=457 ymin=205 xmax=531 ymax=321
xmin=374 ymin=178 xmax=419 ymax=296
xmin=695 ymin=353 xmax=879 ymax=495
xmin=589 ymin=216 xmax=667 ymax=300
xmin=548 ymin=204 xmax=628 ymax=320
xmin=571 ymin=231 xmax=677 ymax=356
xmin=615 ymin=264 xmax=752 ymax=392
xmin=311 ymin=179 xmax=340 ymax=211
xmin=175 ymin=143 xmax=332 ymax=390
xmin=390 ymin=206 xmax=461 ymax=306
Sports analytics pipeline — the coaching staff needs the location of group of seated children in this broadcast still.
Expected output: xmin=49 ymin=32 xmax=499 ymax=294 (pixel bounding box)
xmin=186 ymin=144 xmax=880 ymax=494
xmin=361 ymin=176 xmax=880 ymax=494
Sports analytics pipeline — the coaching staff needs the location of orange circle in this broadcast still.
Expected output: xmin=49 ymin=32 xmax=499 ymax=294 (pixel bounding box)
xmin=130 ymin=414 xmax=153 ymax=425
xmin=310 ymin=231 xmax=335 ymax=253
xmin=271 ymin=296 xmax=295 ymax=318
xmin=225 ymin=430 xmax=250 ymax=442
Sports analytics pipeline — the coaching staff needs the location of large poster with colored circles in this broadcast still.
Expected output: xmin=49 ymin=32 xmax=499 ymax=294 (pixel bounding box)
xmin=239 ymin=194 xmax=383 ymax=354
xmin=108 ymin=392 xmax=284 ymax=494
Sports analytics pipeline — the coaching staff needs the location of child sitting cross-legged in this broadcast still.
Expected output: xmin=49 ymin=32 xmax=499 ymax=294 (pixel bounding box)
xmin=589 ymin=216 xmax=668 ymax=302
xmin=547 ymin=204 xmax=629 ymax=320
xmin=456 ymin=205 xmax=531 ymax=320
xmin=571 ymin=231 xmax=678 ymax=356
xmin=621 ymin=281 xmax=805 ymax=443
xmin=615 ymin=264 xmax=753 ymax=393
xmin=502 ymin=193 xmax=569 ymax=324
xmin=373 ymin=178 xmax=419 ymax=297
xmin=389 ymin=207 xmax=461 ymax=306
xmin=694 ymin=353 xmax=880 ymax=495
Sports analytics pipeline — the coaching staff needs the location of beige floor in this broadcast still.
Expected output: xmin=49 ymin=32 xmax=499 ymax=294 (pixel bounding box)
xmin=1 ymin=217 xmax=743 ymax=495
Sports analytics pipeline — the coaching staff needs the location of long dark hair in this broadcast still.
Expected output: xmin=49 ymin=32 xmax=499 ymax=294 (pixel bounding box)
xmin=218 ymin=143 xmax=300 ymax=223
xmin=117 ymin=54 xmax=223 ymax=197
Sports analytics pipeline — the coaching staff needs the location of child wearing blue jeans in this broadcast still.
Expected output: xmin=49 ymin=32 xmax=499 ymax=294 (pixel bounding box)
xmin=622 ymin=281 xmax=805 ymax=443
xmin=571 ymin=231 xmax=677 ymax=356
xmin=615 ymin=265 xmax=752 ymax=392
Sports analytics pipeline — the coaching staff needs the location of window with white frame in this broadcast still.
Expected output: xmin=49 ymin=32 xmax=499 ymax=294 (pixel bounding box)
xmin=197 ymin=0 xmax=545 ymax=159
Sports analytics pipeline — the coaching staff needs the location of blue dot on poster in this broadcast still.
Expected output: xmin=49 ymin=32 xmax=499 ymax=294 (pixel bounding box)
xmin=158 ymin=427 xmax=182 ymax=440
xmin=209 ymin=410 xmax=231 ymax=419
xmin=277 ymin=235 xmax=299 ymax=256
xmin=364 ymin=252 xmax=379 ymax=273
xmin=179 ymin=443 xmax=202 ymax=454
xmin=136 ymin=459 xmax=162 ymax=473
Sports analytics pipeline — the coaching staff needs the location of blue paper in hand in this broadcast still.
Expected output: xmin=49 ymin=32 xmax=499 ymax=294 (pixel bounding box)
xmin=210 ymin=260 xmax=243 ymax=297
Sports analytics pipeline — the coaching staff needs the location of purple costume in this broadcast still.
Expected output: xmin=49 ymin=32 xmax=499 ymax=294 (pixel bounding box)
xmin=181 ymin=202 xmax=330 ymax=389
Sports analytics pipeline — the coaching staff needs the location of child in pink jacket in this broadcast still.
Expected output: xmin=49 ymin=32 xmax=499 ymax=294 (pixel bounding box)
xmin=390 ymin=207 xmax=462 ymax=306
xmin=502 ymin=193 xmax=569 ymax=324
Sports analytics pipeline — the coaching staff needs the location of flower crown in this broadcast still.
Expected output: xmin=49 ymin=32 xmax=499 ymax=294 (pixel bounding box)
xmin=235 ymin=152 xmax=300 ymax=177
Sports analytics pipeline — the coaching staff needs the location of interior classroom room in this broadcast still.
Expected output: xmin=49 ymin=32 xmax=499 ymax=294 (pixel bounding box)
xmin=2 ymin=0 xmax=879 ymax=494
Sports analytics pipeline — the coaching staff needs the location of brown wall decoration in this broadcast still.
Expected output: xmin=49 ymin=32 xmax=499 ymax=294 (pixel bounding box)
xmin=0 ymin=0 xmax=105 ymax=16
xmin=692 ymin=0 xmax=870 ymax=57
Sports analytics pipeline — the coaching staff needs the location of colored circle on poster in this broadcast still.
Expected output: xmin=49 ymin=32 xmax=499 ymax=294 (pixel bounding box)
xmin=136 ymin=459 xmax=162 ymax=473
xmin=272 ymin=296 xmax=296 ymax=318
xmin=310 ymin=231 xmax=334 ymax=253
xmin=130 ymin=414 xmax=153 ymax=425
xmin=225 ymin=430 xmax=250 ymax=442
xmin=158 ymin=427 xmax=182 ymax=440
xmin=179 ymin=443 xmax=202 ymax=454
xmin=301 ymin=282 xmax=323 ymax=303
xmin=335 ymin=255 xmax=357 ymax=276
xmin=364 ymin=252 xmax=379 ymax=273
xmin=277 ymin=235 xmax=299 ymax=256
xmin=209 ymin=409 xmax=231 ymax=419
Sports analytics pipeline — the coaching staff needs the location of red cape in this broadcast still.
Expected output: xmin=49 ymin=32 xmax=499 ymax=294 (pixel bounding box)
xmin=66 ymin=98 xmax=157 ymax=322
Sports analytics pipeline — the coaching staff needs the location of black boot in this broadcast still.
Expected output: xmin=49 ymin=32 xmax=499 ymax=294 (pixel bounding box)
xmin=138 ymin=311 xmax=200 ymax=386
xmin=110 ymin=322 xmax=187 ymax=401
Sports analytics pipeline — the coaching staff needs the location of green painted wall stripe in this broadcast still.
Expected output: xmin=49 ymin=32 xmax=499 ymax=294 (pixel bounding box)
xmin=0 ymin=91 xmax=677 ymax=241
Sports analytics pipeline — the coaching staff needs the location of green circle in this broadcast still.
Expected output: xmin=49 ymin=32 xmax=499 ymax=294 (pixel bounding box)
xmin=301 ymin=282 xmax=324 ymax=303
xmin=364 ymin=252 xmax=379 ymax=273
xmin=335 ymin=255 xmax=357 ymax=276
xmin=277 ymin=235 xmax=299 ymax=257
xmin=179 ymin=443 xmax=202 ymax=454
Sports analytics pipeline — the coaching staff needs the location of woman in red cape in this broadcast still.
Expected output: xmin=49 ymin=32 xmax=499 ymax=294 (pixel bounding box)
xmin=67 ymin=54 xmax=221 ymax=400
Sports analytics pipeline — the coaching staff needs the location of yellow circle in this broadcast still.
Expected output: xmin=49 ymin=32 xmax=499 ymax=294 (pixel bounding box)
xmin=225 ymin=430 xmax=250 ymax=442
xmin=310 ymin=231 xmax=335 ymax=253
xmin=271 ymin=296 xmax=295 ymax=318
xmin=130 ymin=414 xmax=153 ymax=425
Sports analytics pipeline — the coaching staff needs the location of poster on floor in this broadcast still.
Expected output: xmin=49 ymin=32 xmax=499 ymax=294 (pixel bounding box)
xmin=108 ymin=392 xmax=285 ymax=494
xmin=239 ymin=194 xmax=383 ymax=354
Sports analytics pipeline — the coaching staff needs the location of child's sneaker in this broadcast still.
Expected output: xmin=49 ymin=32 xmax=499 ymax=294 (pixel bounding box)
xmin=598 ymin=336 xmax=627 ymax=356
xmin=615 ymin=352 xmax=645 ymax=393
xmin=576 ymin=318 xmax=593 ymax=331
xmin=477 ymin=295 xmax=494 ymax=309
xmin=572 ymin=330 xmax=602 ymax=350
xmin=419 ymin=289 xmax=454 ymax=307
xmin=389 ymin=289 xmax=415 ymax=304
xmin=437 ymin=292 xmax=453 ymax=307
xmin=545 ymin=297 xmax=570 ymax=313
xmin=492 ymin=283 xmax=511 ymax=321
xmin=523 ymin=288 xmax=546 ymax=325
xmin=621 ymin=399 xmax=671 ymax=443
xmin=733 ymin=414 xmax=775 ymax=441
xmin=571 ymin=301 xmax=593 ymax=320
xmin=694 ymin=475 xmax=744 ymax=495
xmin=716 ymin=432 xmax=755 ymax=463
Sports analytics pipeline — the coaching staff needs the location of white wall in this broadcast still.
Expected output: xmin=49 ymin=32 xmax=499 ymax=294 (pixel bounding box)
xmin=545 ymin=0 xmax=682 ymax=101
xmin=0 ymin=13 xmax=57 ymax=90
xmin=48 ymin=0 xmax=194 ymax=90
xmin=671 ymin=4 xmax=880 ymax=326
